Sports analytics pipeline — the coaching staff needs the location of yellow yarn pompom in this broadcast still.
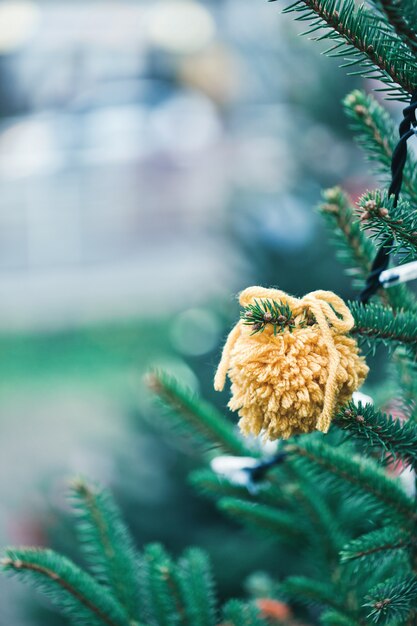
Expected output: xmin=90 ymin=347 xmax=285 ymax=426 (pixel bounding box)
xmin=214 ymin=287 xmax=368 ymax=440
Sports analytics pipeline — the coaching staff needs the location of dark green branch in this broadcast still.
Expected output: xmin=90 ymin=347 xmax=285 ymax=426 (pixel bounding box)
xmin=147 ymin=371 xmax=249 ymax=456
xmin=1 ymin=549 xmax=129 ymax=626
xmin=288 ymin=440 xmax=416 ymax=524
xmin=278 ymin=0 xmax=417 ymax=99
xmin=340 ymin=526 xmax=412 ymax=564
xmin=357 ymin=189 xmax=417 ymax=262
xmin=318 ymin=186 xmax=375 ymax=278
xmin=349 ymin=301 xmax=417 ymax=350
xmin=335 ymin=401 xmax=417 ymax=470
xmin=343 ymin=90 xmax=417 ymax=205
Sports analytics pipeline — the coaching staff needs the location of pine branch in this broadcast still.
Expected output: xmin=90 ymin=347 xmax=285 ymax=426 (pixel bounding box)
xmin=320 ymin=610 xmax=361 ymax=626
xmin=392 ymin=350 xmax=417 ymax=422
xmin=189 ymin=469 xmax=257 ymax=500
xmin=335 ymin=401 xmax=417 ymax=469
xmin=147 ymin=372 xmax=249 ymax=456
xmin=176 ymin=548 xmax=218 ymax=626
xmin=190 ymin=468 xmax=288 ymax=510
xmin=276 ymin=0 xmax=417 ymax=100
xmin=281 ymin=577 xmax=346 ymax=613
xmin=368 ymin=0 xmax=417 ymax=56
xmin=400 ymin=0 xmax=417 ymax=43
xmin=317 ymin=187 xmax=414 ymax=310
xmin=349 ymin=301 xmax=417 ymax=352
xmin=218 ymin=498 xmax=304 ymax=542
xmin=340 ymin=526 xmax=412 ymax=566
xmin=364 ymin=575 xmax=417 ymax=624
xmin=284 ymin=459 xmax=346 ymax=563
xmin=343 ymin=90 xmax=417 ymax=205
xmin=222 ymin=600 xmax=266 ymax=626
xmin=137 ymin=543 xmax=184 ymax=626
xmin=70 ymin=479 xmax=139 ymax=622
xmin=317 ymin=186 xmax=375 ymax=282
xmin=1 ymin=549 xmax=130 ymax=626
xmin=357 ymin=189 xmax=417 ymax=262
xmin=288 ymin=439 xmax=416 ymax=524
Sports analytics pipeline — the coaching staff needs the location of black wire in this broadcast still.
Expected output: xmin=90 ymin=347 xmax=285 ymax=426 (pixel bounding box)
xmin=245 ymin=450 xmax=287 ymax=482
xmin=359 ymin=89 xmax=417 ymax=304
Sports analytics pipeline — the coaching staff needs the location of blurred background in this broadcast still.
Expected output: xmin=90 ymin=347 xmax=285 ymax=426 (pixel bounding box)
xmin=0 ymin=0 xmax=399 ymax=623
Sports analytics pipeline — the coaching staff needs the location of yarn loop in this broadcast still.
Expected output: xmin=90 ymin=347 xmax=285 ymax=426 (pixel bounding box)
xmin=214 ymin=287 xmax=368 ymax=440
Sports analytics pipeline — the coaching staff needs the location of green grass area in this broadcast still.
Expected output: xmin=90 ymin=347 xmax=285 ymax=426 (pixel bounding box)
xmin=0 ymin=318 xmax=173 ymax=389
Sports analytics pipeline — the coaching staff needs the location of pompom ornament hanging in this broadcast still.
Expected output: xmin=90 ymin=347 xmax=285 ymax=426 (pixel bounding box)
xmin=214 ymin=287 xmax=369 ymax=440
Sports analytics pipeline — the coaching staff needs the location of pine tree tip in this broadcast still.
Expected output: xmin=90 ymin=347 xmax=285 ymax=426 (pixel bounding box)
xmin=144 ymin=371 xmax=162 ymax=393
xmin=69 ymin=475 xmax=90 ymax=492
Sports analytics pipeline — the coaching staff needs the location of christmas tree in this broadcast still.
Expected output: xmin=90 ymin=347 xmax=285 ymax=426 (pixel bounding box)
xmin=4 ymin=1 xmax=417 ymax=625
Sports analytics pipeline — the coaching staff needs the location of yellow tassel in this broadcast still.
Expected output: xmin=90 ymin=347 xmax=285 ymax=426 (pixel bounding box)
xmin=214 ymin=287 xmax=369 ymax=440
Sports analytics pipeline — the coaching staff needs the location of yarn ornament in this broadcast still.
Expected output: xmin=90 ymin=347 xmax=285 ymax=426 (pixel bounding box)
xmin=214 ymin=287 xmax=368 ymax=440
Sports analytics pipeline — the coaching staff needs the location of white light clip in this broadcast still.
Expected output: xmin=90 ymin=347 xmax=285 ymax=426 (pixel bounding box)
xmin=379 ymin=260 xmax=417 ymax=288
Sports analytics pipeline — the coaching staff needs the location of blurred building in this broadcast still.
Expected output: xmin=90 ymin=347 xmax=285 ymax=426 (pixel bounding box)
xmin=0 ymin=1 xmax=260 ymax=329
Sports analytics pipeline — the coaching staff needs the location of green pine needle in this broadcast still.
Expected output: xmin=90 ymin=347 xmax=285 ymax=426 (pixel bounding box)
xmin=1 ymin=548 xmax=130 ymax=626
xmin=282 ymin=576 xmax=346 ymax=613
xmin=335 ymin=401 xmax=417 ymax=469
xmin=349 ymin=300 xmax=417 ymax=352
xmin=222 ymin=599 xmax=266 ymax=626
xmin=241 ymin=299 xmax=306 ymax=336
xmin=367 ymin=0 xmax=417 ymax=56
xmin=340 ymin=526 xmax=411 ymax=566
xmin=288 ymin=439 xmax=416 ymax=525
xmin=357 ymin=189 xmax=417 ymax=262
xmin=320 ymin=610 xmax=360 ymax=626
xmin=275 ymin=0 xmax=417 ymax=100
xmin=318 ymin=186 xmax=416 ymax=310
xmin=147 ymin=371 xmax=249 ymax=456
xmin=137 ymin=543 xmax=184 ymax=626
xmin=318 ymin=186 xmax=375 ymax=284
xmin=218 ymin=498 xmax=304 ymax=542
xmin=176 ymin=548 xmax=218 ymax=626
xmin=364 ymin=575 xmax=417 ymax=624
xmin=343 ymin=90 xmax=417 ymax=204
xmin=70 ymin=478 xmax=140 ymax=623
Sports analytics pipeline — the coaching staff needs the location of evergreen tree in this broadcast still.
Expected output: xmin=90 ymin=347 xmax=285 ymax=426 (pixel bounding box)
xmin=4 ymin=1 xmax=417 ymax=625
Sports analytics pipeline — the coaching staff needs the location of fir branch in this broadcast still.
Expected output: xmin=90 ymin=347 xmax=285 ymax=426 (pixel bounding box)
xmin=137 ymin=543 xmax=184 ymax=626
xmin=318 ymin=187 xmax=416 ymax=310
xmin=349 ymin=301 xmax=417 ymax=351
xmin=177 ymin=548 xmax=218 ymax=626
xmin=364 ymin=575 xmax=417 ymax=624
xmin=147 ymin=372 xmax=249 ymax=456
xmin=1 ymin=549 xmax=130 ymax=626
xmin=393 ymin=350 xmax=417 ymax=422
xmin=241 ymin=299 xmax=302 ymax=336
xmin=222 ymin=599 xmax=266 ymax=626
xmin=288 ymin=439 xmax=416 ymax=524
xmin=284 ymin=459 xmax=346 ymax=563
xmin=276 ymin=0 xmax=417 ymax=99
xmin=318 ymin=186 xmax=375 ymax=280
xmin=190 ymin=468 xmax=287 ymax=509
xmin=343 ymin=90 xmax=417 ymax=205
xmin=400 ymin=0 xmax=417 ymax=43
xmin=335 ymin=401 xmax=417 ymax=469
xmin=70 ymin=479 xmax=139 ymax=622
xmin=320 ymin=610 xmax=361 ymax=626
xmin=340 ymin=526 xmax=412 ymax=565
xmin=218 ymin=498 xmax=304 ymax=541
xmin=189 ymin=469 xmax=256 ymax=500
xmin=281 ymin=576 xmax=346 ymax=612
xmin=368 ymin=0 xmax=417 ymax=56
xmin=357 ymin=189 xmax=417 ymax=262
